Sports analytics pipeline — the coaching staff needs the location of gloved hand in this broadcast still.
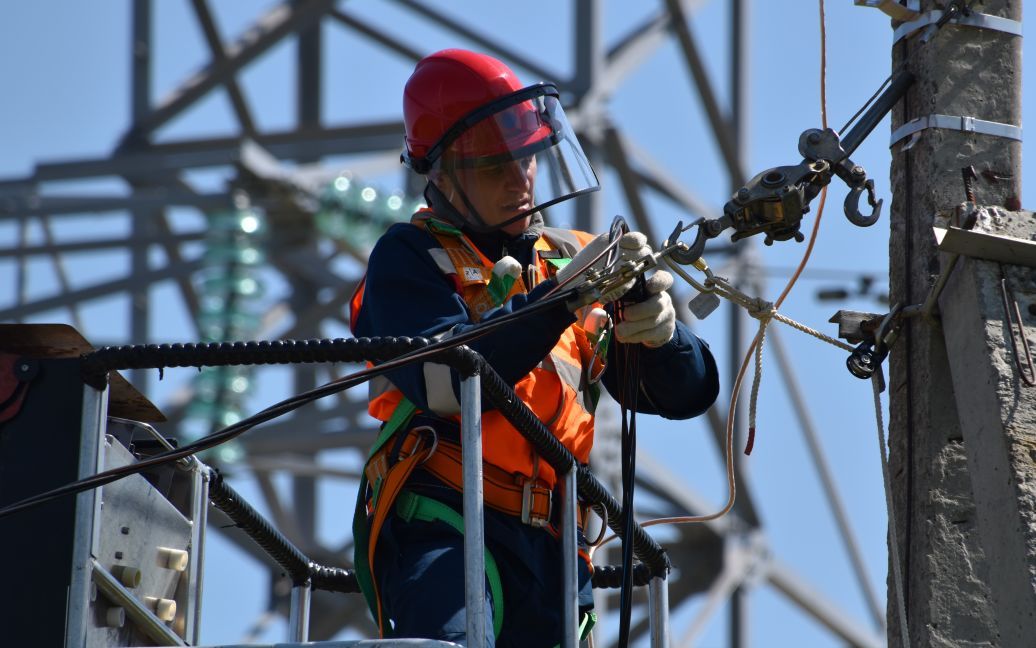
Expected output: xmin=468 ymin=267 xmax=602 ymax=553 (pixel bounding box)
xmin=555 ymin=231 xmax=652 ymax=305
xmin=614 ymin=269 xmax=676 ymax=348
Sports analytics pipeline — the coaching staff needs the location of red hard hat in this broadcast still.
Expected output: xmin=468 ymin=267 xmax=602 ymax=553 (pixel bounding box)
xmin=402 ymin=49 xmax=550 ymax=173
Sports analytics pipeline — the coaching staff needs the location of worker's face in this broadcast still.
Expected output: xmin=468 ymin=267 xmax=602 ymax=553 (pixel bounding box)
xmin=440 ymin=155 xmax=538 ymax=236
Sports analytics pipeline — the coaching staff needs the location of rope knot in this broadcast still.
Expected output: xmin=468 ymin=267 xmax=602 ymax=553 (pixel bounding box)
xmin=747 ymin=298 xmax=775 ymax=321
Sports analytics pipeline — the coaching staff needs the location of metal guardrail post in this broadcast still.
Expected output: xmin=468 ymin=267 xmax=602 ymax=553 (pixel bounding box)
xmin=288 ymin=581 xmax=311 ymax=642
xmin=648 ymin=575 xmax=670 ymax=647
xmin=461 ymin=374 xmax=488 ymax=647
xmin=560 ymin=464 xmax=579 ymax=648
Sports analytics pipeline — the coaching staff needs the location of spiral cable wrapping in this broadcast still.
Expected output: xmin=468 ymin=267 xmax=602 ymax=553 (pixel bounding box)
xmin=81 ymin=336 xmax=434 ymax=388
xmin=208 ymin=469 xmax=312 ymax=586
xmin=309 ymin=563 xmax=360 ymax=594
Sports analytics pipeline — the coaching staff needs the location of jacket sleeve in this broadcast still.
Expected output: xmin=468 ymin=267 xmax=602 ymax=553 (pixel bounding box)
xmin=601 ymin=320 xmax=719 ymax=420
xmin=353 ymin=224 xmax=576 ymax=415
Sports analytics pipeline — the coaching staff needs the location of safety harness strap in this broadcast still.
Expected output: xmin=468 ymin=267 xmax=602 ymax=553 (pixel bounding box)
xmin=396 ymin=489 xmax=506 ymax=638
xmin=353 ymin=397 xmax=420 ymax=634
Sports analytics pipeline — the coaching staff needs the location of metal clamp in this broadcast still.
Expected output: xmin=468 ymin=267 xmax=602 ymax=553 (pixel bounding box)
xmin=890 ymin=114 xmax=1022 ymax=149
xmin=893 ymin=10 xmax=1022 ymax=44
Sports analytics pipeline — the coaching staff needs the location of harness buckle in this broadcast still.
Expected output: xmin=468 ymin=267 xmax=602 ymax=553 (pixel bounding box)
xmin=402 ymin=425 xmax=439 ymax=465
xmin=521 ymin=479 xmax=552 ymax=528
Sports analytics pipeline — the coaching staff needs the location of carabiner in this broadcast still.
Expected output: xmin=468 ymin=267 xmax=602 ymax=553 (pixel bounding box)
xmin=605 ymin=215 xmax=630 ymax=270
xmin=665 ymin=218 xmax=708 ymax=265
xmin=844 ymin=178 xmax=883 ymax=227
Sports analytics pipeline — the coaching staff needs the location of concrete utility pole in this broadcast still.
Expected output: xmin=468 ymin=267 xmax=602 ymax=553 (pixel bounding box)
xmin=888 ymin=1 xmax=1030 ymax=646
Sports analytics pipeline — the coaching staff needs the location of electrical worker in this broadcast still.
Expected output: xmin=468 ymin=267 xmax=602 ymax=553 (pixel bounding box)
xmin=350 ymin=49 xmax=719 ymax=647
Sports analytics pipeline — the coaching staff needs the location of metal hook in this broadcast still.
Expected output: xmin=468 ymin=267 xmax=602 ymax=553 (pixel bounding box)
xmin=665 ymin=218 xmax=709 ymax=265
xmin=844 ymin=178 xmax=883 ymax=227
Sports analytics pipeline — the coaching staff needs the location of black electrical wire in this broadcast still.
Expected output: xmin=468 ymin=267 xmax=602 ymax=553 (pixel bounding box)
xmin=838 ymin=71 xmax=894 ymax=136
xmin=0 ymin=283 xmax=581 ymax=520
xmin=602 ymin=214 xmax=643 ymax=648
xmin=616 ymin=333 xmax=641 ymax=648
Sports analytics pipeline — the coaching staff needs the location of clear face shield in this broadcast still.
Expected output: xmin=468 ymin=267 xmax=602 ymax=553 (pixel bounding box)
xmin=426 ymin=84 xmax=600 ymax=232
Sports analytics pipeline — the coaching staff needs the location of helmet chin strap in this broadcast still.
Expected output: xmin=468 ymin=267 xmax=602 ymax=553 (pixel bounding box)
xmin=424 ymin=179 xmax=488 ymax=232
xmin=426 ymin=172 xmax=539 ymax=235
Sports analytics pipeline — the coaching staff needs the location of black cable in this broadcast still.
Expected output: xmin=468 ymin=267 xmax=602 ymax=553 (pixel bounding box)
xmin=613 ymin=214 xmax=645 ymax=646
xmin=208 ymin=469 xmax=312 ymax=586
xmin=617 ymin=335 xmax=642 ymax=647
xmin=839 ymin=71 xmax=894 ymax=136
xmin=1 ymin=285 xmax=581 ymax=520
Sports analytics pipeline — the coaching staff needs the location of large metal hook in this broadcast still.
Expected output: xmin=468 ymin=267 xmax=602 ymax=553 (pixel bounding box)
xmin=844 ymin=178 xmax=883 ymax=227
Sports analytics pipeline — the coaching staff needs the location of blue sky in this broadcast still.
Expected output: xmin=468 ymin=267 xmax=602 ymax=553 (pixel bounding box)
xmin=1 ymin=2 xmax=1031 ymax=646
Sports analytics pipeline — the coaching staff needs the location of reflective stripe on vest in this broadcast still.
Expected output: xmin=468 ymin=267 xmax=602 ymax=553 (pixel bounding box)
xmin=364 ymin=211 xmax=600 ymax=489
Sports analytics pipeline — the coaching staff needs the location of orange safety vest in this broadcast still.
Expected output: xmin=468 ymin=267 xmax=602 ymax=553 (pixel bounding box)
xmin=353 ymin=210 xmax=603 ymax=490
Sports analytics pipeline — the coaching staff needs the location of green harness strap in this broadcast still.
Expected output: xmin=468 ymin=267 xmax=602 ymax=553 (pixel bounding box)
xmin=352 ymin=398 xmax=418 ymax=621
xmin=396 ymin=490 xmax=506 ymax=638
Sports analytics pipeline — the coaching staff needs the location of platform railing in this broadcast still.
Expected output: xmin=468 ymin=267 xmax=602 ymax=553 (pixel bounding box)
xmin=81 ymin=336 xmax=671 ymax=647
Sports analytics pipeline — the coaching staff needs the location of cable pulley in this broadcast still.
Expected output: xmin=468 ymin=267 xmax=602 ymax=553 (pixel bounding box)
xmin=669 ymin=71 xmax=916 ymax=266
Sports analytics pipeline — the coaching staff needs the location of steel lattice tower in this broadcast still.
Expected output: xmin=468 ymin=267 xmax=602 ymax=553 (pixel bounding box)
xmin=0 ymin=2 xmax=886 ymax=645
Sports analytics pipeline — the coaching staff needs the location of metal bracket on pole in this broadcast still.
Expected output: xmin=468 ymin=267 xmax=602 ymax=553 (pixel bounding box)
xmin=891 ymin=114 xmax=1022 ymax=150
xmin=934 ymin=223 xmax=1036 ymax=268
xmin=893 ymin=10 xmax=1023 ymax=44
xmin=828 ymin=310 xmax=885 ymax=345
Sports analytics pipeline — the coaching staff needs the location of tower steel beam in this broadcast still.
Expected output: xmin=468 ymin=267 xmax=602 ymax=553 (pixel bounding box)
xmin=619 ymin=134 xmax=719 ymax=220
xmin=189 ymin=0 xmax=259 ymax=136
xmin=121 ymin=0 xmax=337 ymax=144
xmin=328 ymin=7 xmax=432 ymax=64
xmin=0 ymin=231 xmax=205 ymax=258
xmin=0 ymin=258 xmax=204 ymax=322
xmin=770 ymin=326 xmax=886 ymax=630
xmin=583 ymin=0 xmax=709 ymax=109
xmin=395 ymin=0 xmax=561 ymax=84
xmin=665 ymin=0 xmax=747 ymax=186
xmin=21 ymin=123 xmax=404 ymax=183
xmin=0 ymin=194 xmax=225 ymax=217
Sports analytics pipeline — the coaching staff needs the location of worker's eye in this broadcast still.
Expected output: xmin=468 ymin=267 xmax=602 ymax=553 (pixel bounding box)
xmin=482 ymin=158 xmax=532 ymax=175
xmin=479 ymin=163 xmax=507 ymax=178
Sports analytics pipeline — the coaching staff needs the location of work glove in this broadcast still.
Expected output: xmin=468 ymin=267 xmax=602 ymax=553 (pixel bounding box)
xmin=614 ymin=269 xmax=676 ymax=348
xmin=555 ymin=231 xmax=652 ymax=306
